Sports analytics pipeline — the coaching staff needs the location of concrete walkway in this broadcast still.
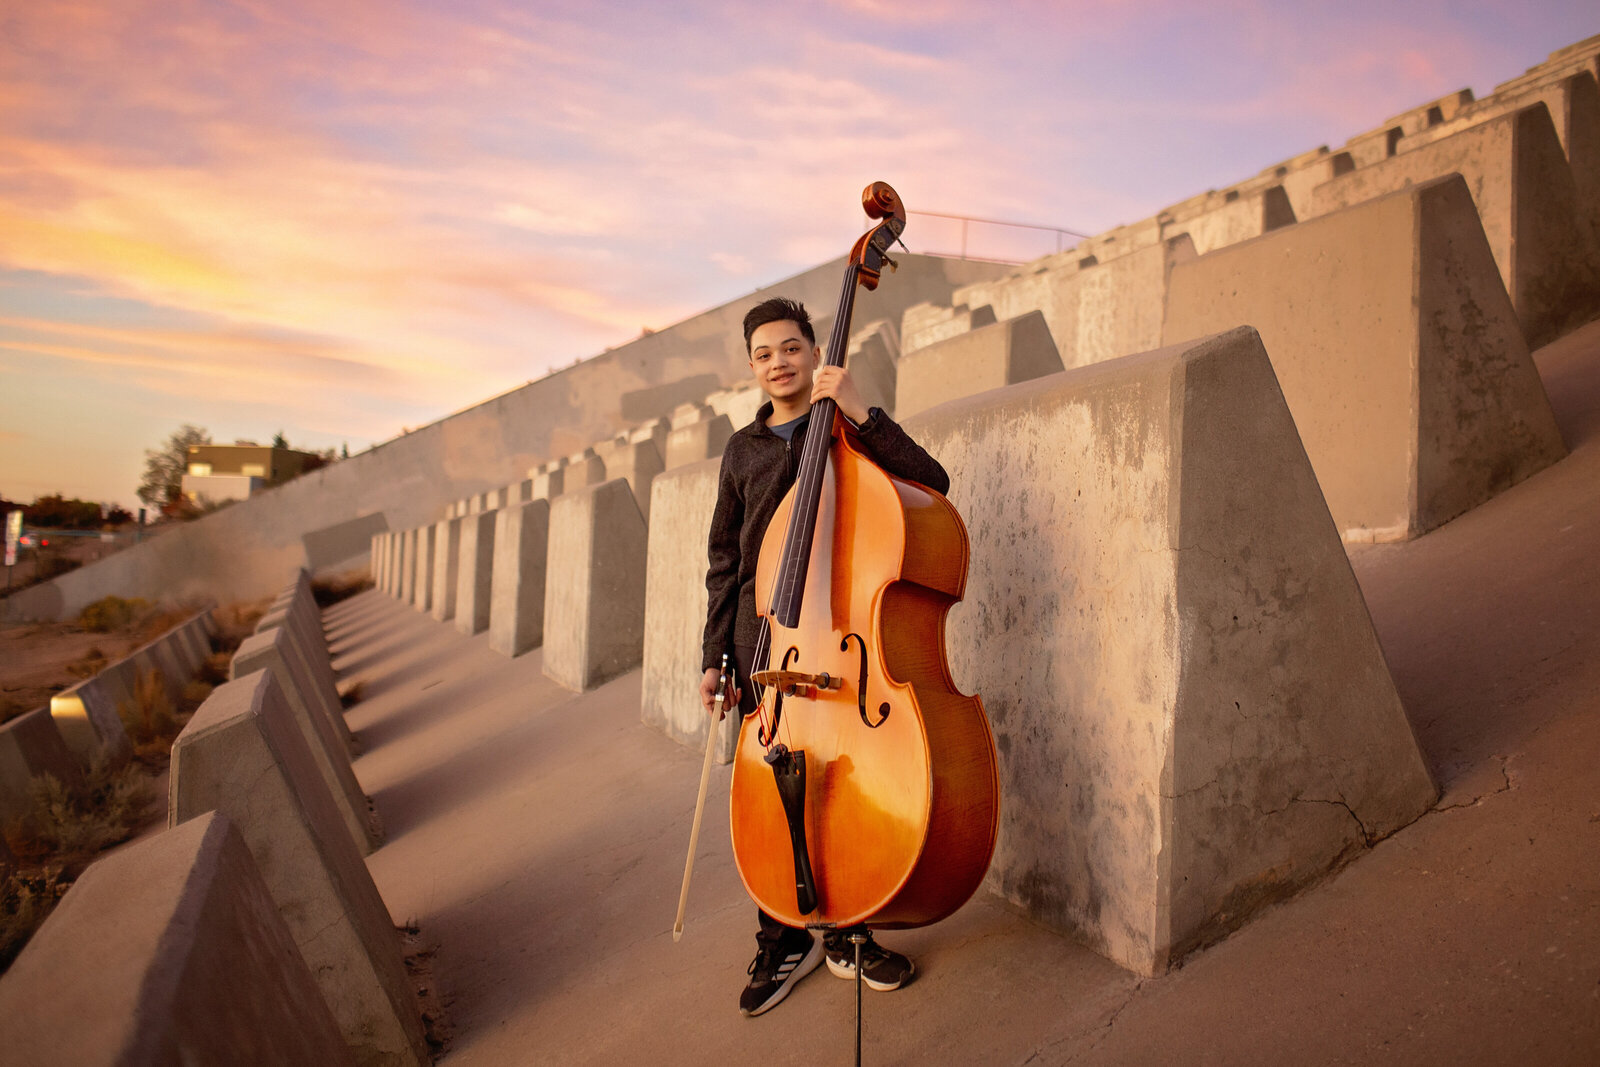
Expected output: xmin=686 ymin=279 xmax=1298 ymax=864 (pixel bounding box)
xmin=323 ymin=322 xmax=1600 ymax=1065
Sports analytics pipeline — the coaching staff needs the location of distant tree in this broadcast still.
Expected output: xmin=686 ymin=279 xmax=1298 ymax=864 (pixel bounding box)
xmin=181 ymin=494 xmax=235 ymax=521
xmin=24 ymin=494 xmax=103 ymax=529
xmin=104 ymin=505 xmax=135 ymax=526
xmin=138 ymin=424 xmax=211 ymax=512
xmin=340 ymin=441 xmax=349 ymax=460
xmin=271 ymin=430 xmax=288 ymax=449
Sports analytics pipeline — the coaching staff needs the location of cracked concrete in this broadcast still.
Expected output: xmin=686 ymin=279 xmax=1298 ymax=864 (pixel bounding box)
xmin=1287 ymin=795 xmax=1373 ymax=845
xmin=326 ymin=320 xmax=1600 ymax=1063
xmin=1432 ymin=754 xmax=1516 ymax=813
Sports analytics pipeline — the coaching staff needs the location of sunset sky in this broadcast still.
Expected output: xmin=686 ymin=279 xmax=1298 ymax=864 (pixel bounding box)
xmin=1 ymin=1 xmax=1593 ymax=508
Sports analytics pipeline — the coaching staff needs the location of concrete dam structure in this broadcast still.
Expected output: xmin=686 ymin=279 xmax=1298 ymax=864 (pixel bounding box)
xmin=4 ymin=32 xmax=1598 ymax=1066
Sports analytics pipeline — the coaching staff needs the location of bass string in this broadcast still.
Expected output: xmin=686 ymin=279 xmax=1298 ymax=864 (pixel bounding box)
xmin=750 ymin=620 xmax=797 ymax=752
xmin=772 ymin=399 xmax=834 ymax=615
xmin=768 ymin=264 xmax=857 ymax=622
xmin=762 ymin=263 xmax=858 ymax=750
xmin=750 ymin=620 xmax=773 ymax=745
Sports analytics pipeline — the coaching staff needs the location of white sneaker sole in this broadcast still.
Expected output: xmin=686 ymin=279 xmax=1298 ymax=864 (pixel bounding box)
xmin=825 ymin=953 xmax=914 ymax=991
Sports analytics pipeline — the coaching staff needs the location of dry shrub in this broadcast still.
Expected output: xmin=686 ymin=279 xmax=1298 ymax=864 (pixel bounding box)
xmin=181 ymin=679 xmax=213 ymax=708
xmin=130 ymin=607 xmax=195 ymax=646
xmin=65 ymin=646 xmax=109 ymax=680
xmin=196 ymin=650 xmax=231 ymax=686
xmin=211 ymin=599 xmax=270 ymax=653
xmin=5 ymin=762 xmax=153 ymax=865
xmin=32 ymin=548 xmax=80 ymax=584
xmin=76 ymin=597 xmax=149 ymax=633
xmin=178 ymin=679 xmax=214 ymax=727
xmin=312 ymin=573 xmax=373 ymax=607
xmin=0 ymin=865 xmax=70 ymax=972
xmin=118 ymin=668 xmax=180 ymax=763
xmin=0 ymin=757 xmax=156 ymax=973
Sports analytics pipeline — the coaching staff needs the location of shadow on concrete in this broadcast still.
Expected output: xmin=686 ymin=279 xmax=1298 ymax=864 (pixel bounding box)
xmin=329 ymin=321 xmax=1600 ymax=1063
xmin=1350 ymin=321 xmax=1600 ymax=792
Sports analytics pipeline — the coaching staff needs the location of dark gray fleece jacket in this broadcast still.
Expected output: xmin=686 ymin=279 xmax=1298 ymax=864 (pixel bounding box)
xmin=700 ymin=401 xmax=950 ymax=672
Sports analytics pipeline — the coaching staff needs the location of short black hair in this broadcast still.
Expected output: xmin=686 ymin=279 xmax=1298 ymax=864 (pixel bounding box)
xmin=743 ymin=297 xmax=815 ymax=352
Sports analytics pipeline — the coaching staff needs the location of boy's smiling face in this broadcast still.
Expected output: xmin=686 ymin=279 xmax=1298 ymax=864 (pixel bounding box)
xmin=748 ymin=319 xmax=820 ymax=405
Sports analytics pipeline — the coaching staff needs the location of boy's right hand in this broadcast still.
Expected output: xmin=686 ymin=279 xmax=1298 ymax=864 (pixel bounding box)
xmin=700 ymin=668 xmax=724 ymax=719
xmin=700 ymin=667 xmax=741 ymax=719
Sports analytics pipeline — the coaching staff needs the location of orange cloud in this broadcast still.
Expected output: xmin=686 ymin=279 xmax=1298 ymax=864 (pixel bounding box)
xmin=0 ymin=0 xmax=1579 ymax=507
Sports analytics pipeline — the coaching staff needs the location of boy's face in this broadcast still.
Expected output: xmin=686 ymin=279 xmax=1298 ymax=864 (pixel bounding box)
xmin=747 ymin=319 xmax=820 ymax=404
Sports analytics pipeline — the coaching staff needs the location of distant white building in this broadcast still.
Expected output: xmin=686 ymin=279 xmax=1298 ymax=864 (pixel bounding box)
xmin=178 ymin=472 xmax=264 ymax=504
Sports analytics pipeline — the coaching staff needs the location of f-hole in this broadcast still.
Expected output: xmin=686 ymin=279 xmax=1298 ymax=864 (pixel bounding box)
xmin=841 ymin=634 xmax=889 ymax=728
xmin=760 ymin=646 xmax=800 ymax=746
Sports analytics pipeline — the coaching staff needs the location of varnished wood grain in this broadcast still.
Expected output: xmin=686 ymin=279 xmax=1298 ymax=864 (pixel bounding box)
xmin=731 ymin=415 xmax=999 ymax=930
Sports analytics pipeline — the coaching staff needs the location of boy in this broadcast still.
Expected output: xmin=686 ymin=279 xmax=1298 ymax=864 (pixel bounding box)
xmin=700 ymin=296 xmax=950 ymax=1016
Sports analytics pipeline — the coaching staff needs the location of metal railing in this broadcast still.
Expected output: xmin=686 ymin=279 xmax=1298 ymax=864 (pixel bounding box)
xmin=903 ymin=210 xmax=1090 ymax=265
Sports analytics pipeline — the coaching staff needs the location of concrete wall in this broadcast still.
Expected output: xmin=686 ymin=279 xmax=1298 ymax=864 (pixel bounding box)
xmin=48 ymin=607 xmax=215 ymax=768
xmin=47 ymin=671 xmax=135 ymax=769
xmin=902 ymin=303 xmax=997 ymax=352
xmin=531 ymin=458 xmax=567 ymax=500
xmin=704 ymin=381 xmax=764 ymax=430
xmin=1165 ymin=175 xmax=1567 ymax=541
xmin=455 ymin=511 xmax=496 ymax=636
xmin=488 ymin=500 xmax=550 ymax=658
xmin=303 ymin=513 xmax=388 ymax=573
xmin=1312 ymin=102 xmax=1600 ymax=347
xmin=430 ymin=517 xmax=462 ymax=621
xmin=370 ymin=534 xmax=387 ymax=593
xmin=600 ymin=439 xmax=664 ymax=523
xmin=1157 ymin=184 xmax=1297 ymax=255
xmin=1494 ymin=33 xmax=1600 ymax=97
xmin=639 ymin=459 xmax=740 ymax=761
xmin=844 ymin=319 xmax=900 ymax=414
xmin=0 ymin=812 xmax=356 ymax=1067
xmin=409 ymin=524 xmax=435 ymax=613
xmin=1261 ymin=147 xmax=1356 ymax=220
xmin=376 ymin=532 xmax=389 ymax=593
xmin=900 ymin=327 xmax=1436 ymax=974
xmin=1405 ymin=71 xmax=1600 ymax=249
xmin=399 ymin=529 xmax=417 ymax=603
xmin=543 ymin=479 xmax=648 ymax=692
xmin=231 ymin=626 xmax=377 ymax=855
xmin=395 ymin=531 xmax=409 ymax=594
xmin=1071 ymin=216 xmax=1163 ymax=266
xmin=1340 ymin=88 xmax=1478 ymax=167
xmin=949 ymin=236 xmax=1197 ymax=373
xmin=169 ymin=670 xmax=428 ymax=1066
xmin=664 ymin=413 xmax=733 ymax=471
xmin=3 ymin=254 xmax=1006 ymax=622
xmin=896 ymin=311 xmax=1064 ymax=419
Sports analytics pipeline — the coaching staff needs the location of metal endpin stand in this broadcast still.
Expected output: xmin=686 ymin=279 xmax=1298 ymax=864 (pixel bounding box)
xmin=850 ymin=928 xmax=868 ymax=1067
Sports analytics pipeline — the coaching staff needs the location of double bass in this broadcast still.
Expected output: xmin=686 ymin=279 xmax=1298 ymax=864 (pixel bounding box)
xmin=730 ymin=182 xmax=1000 ymax=933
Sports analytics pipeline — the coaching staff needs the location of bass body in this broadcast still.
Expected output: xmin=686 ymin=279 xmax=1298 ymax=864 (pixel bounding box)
xmin=730 ymin=413 xmax=999 ymax=930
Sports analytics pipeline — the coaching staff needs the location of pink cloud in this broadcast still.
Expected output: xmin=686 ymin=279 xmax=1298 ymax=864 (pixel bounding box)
xmin=1 ymin=0 xmax=1591 ymax=505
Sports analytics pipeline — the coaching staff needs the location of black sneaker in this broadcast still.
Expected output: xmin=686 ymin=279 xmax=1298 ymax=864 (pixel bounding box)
xmin=824 ymin=933 xmax=914 ymax=991
xmin=739 ymin=927 xmax=823 ymax=1017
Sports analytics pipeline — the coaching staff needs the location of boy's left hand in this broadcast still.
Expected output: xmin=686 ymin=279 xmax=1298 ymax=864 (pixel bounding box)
xmin=811 ymin=365 xmax=869 ymax=425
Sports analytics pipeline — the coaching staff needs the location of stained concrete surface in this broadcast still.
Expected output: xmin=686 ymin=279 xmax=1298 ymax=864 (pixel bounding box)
xmin=326 ymin=321 xmax=1600 ymax=1065
xmin=0 ymin=812 xmax=357 ymax=1067
xmin=905 ymin=329 xmax=1433 ymax=972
